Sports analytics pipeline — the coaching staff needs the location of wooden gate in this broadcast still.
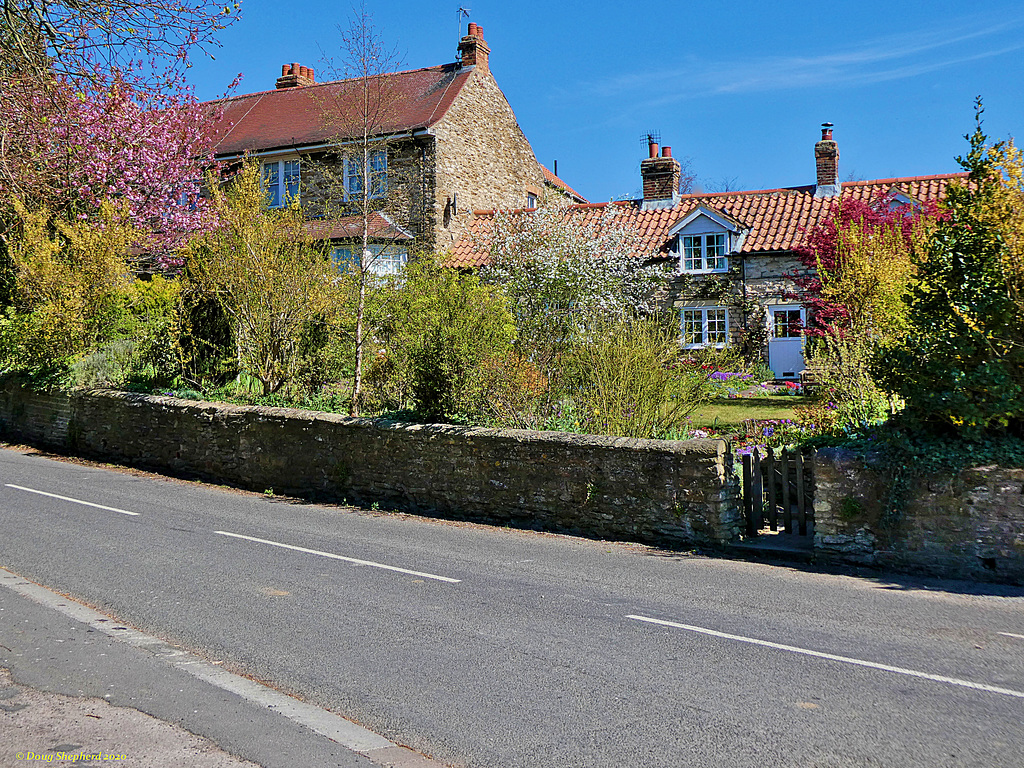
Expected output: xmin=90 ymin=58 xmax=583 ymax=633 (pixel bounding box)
xmin=741 ymin=446 xmax=814 ymax=538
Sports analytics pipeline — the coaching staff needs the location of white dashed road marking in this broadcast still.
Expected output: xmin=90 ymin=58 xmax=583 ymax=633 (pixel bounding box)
xmin=5 ymin=484 xmax=140 ymax=516
xmin=214 ymin=531 xmax=462 ymax=583
xmin=627 ymin=614 xmax=1024 ymax=700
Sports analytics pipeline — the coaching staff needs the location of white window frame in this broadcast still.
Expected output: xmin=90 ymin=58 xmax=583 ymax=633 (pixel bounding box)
xmin=261 ymin=158 xmax=301 ymax=208
xmin=681 ymin=306 xmax=729 ymax=349
xmin=768 ymin=305 xmax=805 ymax=340
xmin=678 ymin=232 xmax=729 ymax=274
xmin=344 ymin=148 xmax=388 ymax=201
xmin=331 ymin=243 xmax=408 ymax=277
xmin=526 ymin=193 xmax=538 ymax=209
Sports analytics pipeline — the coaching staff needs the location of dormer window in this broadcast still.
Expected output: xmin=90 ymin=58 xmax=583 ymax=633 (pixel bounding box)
xmin=668 ymin=206 xmax=743 ymax=275
xmin=887 ymin=190 xmax=921 ymax=213
xmin=679 ymin=233 xmax=728 ymax=273
xmin=262 ymin=159 xmax=300 ymax=208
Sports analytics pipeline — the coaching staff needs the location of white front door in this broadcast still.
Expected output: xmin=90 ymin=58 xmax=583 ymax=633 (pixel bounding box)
xmin=767 ymin=305 xmax=805 ymax=380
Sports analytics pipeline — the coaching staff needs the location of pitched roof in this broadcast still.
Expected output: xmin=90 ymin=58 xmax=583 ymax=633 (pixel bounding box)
xmin=209 ymin=64 xmax=473 ymax=157
xmin=304 ymin=212 xmax=412 ymax=241
xmin=540 ymin=164 xmax=588 ymax=203
xmin=447 ymin=173 xmax=968 ymax=268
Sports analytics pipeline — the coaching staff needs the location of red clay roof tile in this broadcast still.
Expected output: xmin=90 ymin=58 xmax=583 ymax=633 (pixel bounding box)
xmin=447 ymin=173 xmax=968 ymax=268
xmin=304 ymin=212 xmax=411 ymax=241
xmin=209 ymin=64 xmax=473 ymax=157
xmin=540 ymin=164 xmax=588 ymax=203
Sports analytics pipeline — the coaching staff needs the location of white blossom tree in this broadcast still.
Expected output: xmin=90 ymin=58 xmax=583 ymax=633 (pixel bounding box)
xmin=480 ymin=201 xmax=666 ymax=354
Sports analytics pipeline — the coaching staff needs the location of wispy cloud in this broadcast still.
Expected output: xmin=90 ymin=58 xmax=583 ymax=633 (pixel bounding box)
xmin=577 ymin=15 xmax=1024 ymax=110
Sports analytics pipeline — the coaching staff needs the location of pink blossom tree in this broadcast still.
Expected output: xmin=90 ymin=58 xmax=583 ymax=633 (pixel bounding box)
xmin=1 ymin=0 xmax=241 ymax=267
xmin=1 ymin=66 xmax=227 ymax=268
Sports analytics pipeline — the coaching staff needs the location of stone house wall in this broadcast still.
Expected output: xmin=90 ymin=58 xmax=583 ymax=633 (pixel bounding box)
xmin=814 ymin=447 xmax=1024 ymax=584
xmin=432 ymin=67 xmax=546 ymax=252
xmin=0 ymin=384 xmax=742 ymax=549
xmin=289 ymin=66 xmax=544 ymax=254
xmin=658 ymin=250 xmax=814 ymax=360
xmin=298 ymin=137 xmax=438 ymax=250
xmin=743 ymin=252 xmax=812 ymax=305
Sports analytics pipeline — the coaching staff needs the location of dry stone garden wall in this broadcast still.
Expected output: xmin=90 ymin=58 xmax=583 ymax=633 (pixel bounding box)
xmin=0 ymin=384 xmax=742 ymax=548
xmin=814 ymin=447 xmax=1024 ymax=584
xmin=6 ymin=383 xmax=1020 ymax=582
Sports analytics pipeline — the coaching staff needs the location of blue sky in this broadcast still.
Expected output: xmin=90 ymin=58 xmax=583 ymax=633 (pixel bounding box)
xmin=185 ymin=0 xmax=1024 ymax=202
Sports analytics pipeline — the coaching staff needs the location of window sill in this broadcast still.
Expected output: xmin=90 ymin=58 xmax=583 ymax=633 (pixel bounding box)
xmin=678 ymin=268 xmax=730 ymax=276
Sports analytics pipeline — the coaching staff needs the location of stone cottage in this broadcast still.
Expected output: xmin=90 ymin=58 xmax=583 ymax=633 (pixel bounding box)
xmin=450 ymin=125 xmax=966 ymax=379
xmin=205 ymin=23 xmax=578 ymax=273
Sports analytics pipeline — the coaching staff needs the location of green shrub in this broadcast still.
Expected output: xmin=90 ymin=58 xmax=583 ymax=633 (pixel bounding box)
xmin=0 ymin=200 xmax=136 ymax=382
xmin=877 ymin=113 xmax=1024 ymax=437
xmin=366 ymin=257 xmax=515 ymax=419
xmin=70 ymin=339 xmax=136 ymax=388
xmin=805 ymin=332 xmax=893 ymax=430
xmin=564 ymin=313 xmax=716 ymax=439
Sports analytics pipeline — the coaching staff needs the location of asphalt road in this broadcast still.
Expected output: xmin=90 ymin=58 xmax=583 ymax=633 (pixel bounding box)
xmin=1 ymin=446 xmax=1023 ymax=768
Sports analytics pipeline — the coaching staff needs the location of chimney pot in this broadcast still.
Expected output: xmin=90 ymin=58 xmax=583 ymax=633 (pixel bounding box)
xmin=649 ymin=141 xmax=659 ymax=159
xmin=467 ymin=22 xmax=477 ymax=36
xmin=476 ymin=25 xmax=484 ymax=38
xmin=308 ymin=67 xmax=314 ymax=82
xmin=276 ymin=62 xmax=315 ymax=88
xmin=662 ymin=146 xmax=672 ymax=158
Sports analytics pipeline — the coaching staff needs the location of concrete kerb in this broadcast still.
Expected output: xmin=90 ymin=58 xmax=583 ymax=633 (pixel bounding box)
xmin=0 ymin=567 xmax=449 ymax=768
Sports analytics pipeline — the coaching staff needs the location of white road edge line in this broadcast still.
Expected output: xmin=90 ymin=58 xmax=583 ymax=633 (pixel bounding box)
xmin=626 ymin=614 xmax=1024 ymax=701
xmin=0 ymin=567 xmax=394 ymax=754
xmin=999 ymin=632 xmax=1024 ymax=641
xmin=5 ymin=484 xmax=140 ymax=516
xmin=214 ymin=531 xmax=461 ymax=584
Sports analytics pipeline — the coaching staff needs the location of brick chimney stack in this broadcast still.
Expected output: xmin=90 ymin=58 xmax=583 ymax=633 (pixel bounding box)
xmin=276 ymin=62 xmax=316 ymax=89
xmin=458 ymin=23 xmax=490 ymax=70
xmin=814 ymin=122 xmax=840 ymax=197
xmin=641 ymin=138 xmax=681 ymax=209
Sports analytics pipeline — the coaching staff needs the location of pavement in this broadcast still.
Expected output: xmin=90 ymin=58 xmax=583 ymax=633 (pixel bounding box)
xmin=0 ymin=568 xmax=445 ymax=768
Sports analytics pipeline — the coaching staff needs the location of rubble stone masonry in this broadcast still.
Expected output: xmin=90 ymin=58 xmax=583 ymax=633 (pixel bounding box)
xmin=0 ymin=384 xmax=742 ymax=548
xmin=814 ymin=447 xmax=1024 ymax=584
xmin=432 ymin=67 xmax=545 ymax=250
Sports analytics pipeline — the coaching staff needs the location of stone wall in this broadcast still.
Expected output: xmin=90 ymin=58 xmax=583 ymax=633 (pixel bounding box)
xmin=814 ymin=447 xmax=1024 ymax=584
xmin=0 ymin=384 xmax=742 ymax=548
xmin=743 ymin=251 xmax=812 ymax=304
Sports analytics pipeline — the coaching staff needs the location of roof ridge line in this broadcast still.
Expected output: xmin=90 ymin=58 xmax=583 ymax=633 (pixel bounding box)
xmin=842 ymin=171 xmax=969 ymax=186
xmin=204 ymin=62 xmax=458 ymax=106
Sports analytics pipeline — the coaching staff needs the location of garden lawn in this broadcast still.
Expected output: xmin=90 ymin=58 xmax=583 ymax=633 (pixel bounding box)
xmin=689 ymin=395 xmax=807 ymax=431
